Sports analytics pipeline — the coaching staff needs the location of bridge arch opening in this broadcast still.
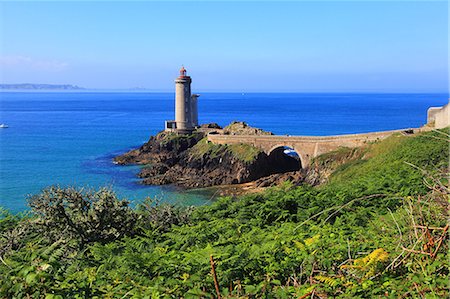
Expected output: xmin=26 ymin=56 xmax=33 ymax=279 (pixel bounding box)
xmin=267 ymin=146 xmax=302 ymax=174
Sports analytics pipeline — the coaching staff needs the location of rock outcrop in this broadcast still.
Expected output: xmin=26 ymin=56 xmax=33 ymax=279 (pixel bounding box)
xmin=114 ymin=131 xmax=203 ymax=166
xmin=254 ymin=171 xmax=305 ymax=188
xmin=223 ymin=121 xmax=273 ymax=136
xmin=114 ymin=122 xmax=278 ymax=188
xmin=115 ymin=121 xmax=364 ymax=191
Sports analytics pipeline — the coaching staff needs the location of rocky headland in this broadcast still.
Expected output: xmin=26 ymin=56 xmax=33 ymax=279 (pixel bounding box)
xmin=114 ymin=121 xmax=365 ymax=191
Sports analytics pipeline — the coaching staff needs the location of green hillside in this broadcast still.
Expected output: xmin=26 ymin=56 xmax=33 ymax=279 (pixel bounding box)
xmin=0 ymin=129 xmax=448 ymax=298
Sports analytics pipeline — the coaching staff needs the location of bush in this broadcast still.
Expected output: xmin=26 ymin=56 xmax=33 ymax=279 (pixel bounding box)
xmin=136 ymin=197 xmax=194 ymax=232
xmin=27 ymin=186 xmax=137 ymax=246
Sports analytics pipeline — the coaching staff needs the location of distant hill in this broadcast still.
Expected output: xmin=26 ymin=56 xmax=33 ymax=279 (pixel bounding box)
xmin=0 ymin=83 xmax=85 ymax=90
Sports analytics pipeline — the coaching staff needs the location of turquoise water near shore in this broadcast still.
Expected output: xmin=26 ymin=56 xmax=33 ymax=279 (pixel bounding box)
xmin=0 ymin=92 xmax=448 ymax=212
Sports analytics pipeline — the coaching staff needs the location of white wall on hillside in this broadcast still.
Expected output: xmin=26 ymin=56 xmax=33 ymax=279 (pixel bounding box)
xmin=427 ymin=101 xmax=450 ymax=129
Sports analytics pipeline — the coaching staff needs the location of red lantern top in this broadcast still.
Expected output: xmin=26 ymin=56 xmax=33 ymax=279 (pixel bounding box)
xmin=179 ymin=66 xmax=187 ymax=77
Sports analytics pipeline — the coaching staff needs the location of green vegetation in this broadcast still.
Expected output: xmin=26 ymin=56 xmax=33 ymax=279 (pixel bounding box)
xmin=0 ymin=130 xmax=448 ymax=298
xmin=228 ymin=143 xmax=263 ymax=163
xmin=158 ymin=132 xmax=204 ymax=151
xmin=190 ymin=138 xmax=224 ymax=158
xmin=190 ymin=138 xmax=262 ymax=163
xmin=311 ymin=146 xmax=366 ymax=170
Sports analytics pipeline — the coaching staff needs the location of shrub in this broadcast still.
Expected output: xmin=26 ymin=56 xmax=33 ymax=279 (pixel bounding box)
xmin=136 ymin=197 xmax=194 ymax=232
xmin=27 ymin=186 xmax=137 ymax=246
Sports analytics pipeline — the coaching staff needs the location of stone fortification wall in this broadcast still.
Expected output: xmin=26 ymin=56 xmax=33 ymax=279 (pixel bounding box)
xmin=427 ymin=101 xmax=450 ymax=129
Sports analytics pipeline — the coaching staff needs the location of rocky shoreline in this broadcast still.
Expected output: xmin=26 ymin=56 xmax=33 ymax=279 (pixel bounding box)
xmin=114 ymin=121 xmax=364 ymax=193
xmin=114 ymin=122 xmax=285 ymax=188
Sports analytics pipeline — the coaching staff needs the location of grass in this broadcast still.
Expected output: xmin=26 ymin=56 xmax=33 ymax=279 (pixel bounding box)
xmin=190 ymin=138 xmax=262 ymax=163
xmin=189 ymin=138 xmax=225 ymax=158
xmin=325 ymin=131 xmax=448 ymax=198
xmin=312 ymin=146 xmax=366 ymax=169
xmin=228 ymin=143 xmax=262 ymax=162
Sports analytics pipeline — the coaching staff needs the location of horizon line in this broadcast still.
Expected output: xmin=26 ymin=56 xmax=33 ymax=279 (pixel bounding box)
xmin=1 ymin=89 xmax=448 ymax=94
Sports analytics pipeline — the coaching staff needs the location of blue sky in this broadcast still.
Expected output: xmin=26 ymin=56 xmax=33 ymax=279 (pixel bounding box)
xmin=0 ymin=1 xmax=448 ymax=92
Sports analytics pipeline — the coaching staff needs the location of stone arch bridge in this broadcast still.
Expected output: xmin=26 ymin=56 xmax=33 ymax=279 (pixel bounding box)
xmin=207 ymin=128 xmax=419 ymax=168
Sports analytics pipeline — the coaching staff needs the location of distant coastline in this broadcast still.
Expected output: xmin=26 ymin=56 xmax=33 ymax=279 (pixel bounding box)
xmin=0 ymin=84 xmax=167 ymax=92
xmin=0 ymin=83 xmax=85 ymax=91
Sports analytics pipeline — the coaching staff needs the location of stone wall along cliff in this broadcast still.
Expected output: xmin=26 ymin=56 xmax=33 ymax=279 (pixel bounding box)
xmin=428 ymin=101 xmax=450 ymax=129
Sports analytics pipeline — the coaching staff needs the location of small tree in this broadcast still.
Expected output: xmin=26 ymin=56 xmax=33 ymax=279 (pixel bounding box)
xmin=27 ymin=186 xmax=137 ymax=246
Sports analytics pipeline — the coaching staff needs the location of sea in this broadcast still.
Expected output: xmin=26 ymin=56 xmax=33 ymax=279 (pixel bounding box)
xmin=0 ymin=92 xmax=448 ymax=213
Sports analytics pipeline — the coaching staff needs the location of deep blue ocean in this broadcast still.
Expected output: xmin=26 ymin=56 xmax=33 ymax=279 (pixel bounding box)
xmin=0 ymin=92 xmax=448 ymax=213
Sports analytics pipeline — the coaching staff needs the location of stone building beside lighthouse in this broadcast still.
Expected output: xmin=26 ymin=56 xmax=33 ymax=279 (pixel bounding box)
xmin=165 ymin=67 xmax=200 ymax=133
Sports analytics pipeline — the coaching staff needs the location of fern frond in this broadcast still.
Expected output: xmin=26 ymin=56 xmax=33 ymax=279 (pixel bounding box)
xmin=315 ymin=275 xmax=338 ymax=287
xmin=304 ymin=234 xmax=321 ymax=247
xmin=293 ymin=240 xmax=306 ymax=251
xmin=341 ymin=248 xmax=389 ymax=278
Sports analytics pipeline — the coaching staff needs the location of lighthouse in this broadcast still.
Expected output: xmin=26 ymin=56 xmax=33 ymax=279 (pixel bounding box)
xmin=165 ymin=66 xmax=199 ymax=133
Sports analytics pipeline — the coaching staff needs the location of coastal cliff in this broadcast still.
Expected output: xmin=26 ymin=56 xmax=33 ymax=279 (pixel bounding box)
xmin=115 ymin=121 xmax=364 ymax=189
xmin=114 ymin=122 xmax=280 ymax=188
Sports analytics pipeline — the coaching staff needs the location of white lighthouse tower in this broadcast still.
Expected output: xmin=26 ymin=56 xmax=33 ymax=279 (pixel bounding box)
xmin=165 ymin=66 xmax=199 ymax=133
